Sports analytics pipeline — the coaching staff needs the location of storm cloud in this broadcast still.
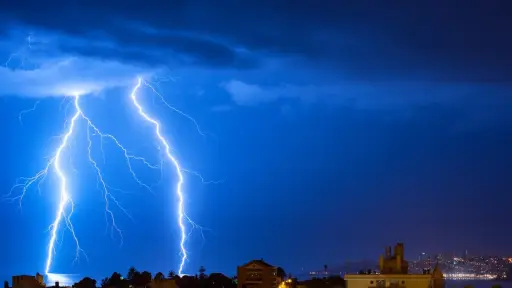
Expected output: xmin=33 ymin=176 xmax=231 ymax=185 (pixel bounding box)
xmin=1 ymin=0 xmax=510 ymax=82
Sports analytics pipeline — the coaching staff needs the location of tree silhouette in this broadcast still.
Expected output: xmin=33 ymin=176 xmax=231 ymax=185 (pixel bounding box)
xmin=199 ymin=266 xmax=207 ymax=279
xmin=106 ymin=272 xmax=127 ymax=288
xmin=154 ymin=272 xmax=165 ymax=281
xmin=26 ymin=267 xmax=241 ymax=288
xmin=73 ymin=277 xmax=96 ymax=288
xmin=53 ymin=270 xmax=243 ymax=288
xmin=127 ymin=270 xmax=152 ymax=287
xmin=110 ymin=272 xmax=122 ymax=283
xmin=324 ymin=264 xmax=328 ymax=274
xmin=167 ymin=270 xmax=176 ymax=279
xmin=127 ymin=267 xmax=138 ymax=282
xmin=100 ymin=277 xmax=109 ymax=288
xmin=208 ymin=273 xmax=234 ymax=288
xmin=140 ymin=271 xmax=152 ymax=285
xmin=276 ymin=267 xmax=286 ymax=279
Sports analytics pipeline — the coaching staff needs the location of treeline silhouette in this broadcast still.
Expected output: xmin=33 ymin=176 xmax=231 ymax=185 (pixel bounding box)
xmin=72 ymin=266 xmax=237 ymax=288
xmin=66 ymin=265 xmax=346 ymax=288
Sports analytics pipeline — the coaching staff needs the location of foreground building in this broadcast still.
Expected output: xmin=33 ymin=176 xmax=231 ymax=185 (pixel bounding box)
xmin=345 ymin=243 xmax=444 ymax=288
xmin=237 ymin=259 xmax=283 ymax=288
xmin=12 ymin=274 xmax=45 ymax=288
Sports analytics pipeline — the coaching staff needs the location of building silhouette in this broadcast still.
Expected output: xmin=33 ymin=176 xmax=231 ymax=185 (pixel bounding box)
xmin=12 ymin=274 xmax=45 ymax=288
xmin=237 ymin=259 xmax=283 ymax=288
xmin=345 ymin=243 xmax=444 ymax=288
xmin=379 ymin=243 xmax=409 ymax=274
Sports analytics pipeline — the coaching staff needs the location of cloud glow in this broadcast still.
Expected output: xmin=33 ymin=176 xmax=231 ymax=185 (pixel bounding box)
xmin=0 ymin=30 xmax=160 ymax=98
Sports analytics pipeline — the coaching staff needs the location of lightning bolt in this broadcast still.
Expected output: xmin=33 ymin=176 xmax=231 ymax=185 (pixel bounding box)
xmin=143 ymin=80 xmax=206 ymax=137
xmin=4 ymin=33 xmax=44 ymax=70
xmin=7 ymin=92 xmax=159 ymax=275
xmin=6 ymin=73 xmax=214 ymax=277
xmin=130 ymin=77 xmax=189 ymax=275
xmin=44 ymin=96 xmax=83 ymax=274
xmin=18 ymin=100 xmax=40 ymax=124
xmin=4 ymin=24 xmax=219 ymax=282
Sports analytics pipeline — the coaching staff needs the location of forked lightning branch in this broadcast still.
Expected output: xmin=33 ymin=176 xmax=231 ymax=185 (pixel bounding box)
xmin=6 ymin=76 xmax=201 ymax=277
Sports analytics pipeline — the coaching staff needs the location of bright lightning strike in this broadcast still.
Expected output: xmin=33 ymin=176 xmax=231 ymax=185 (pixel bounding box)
xmin=44 ymin=99 xmax=83 ymax=274
xmin=7 ymin=70 xmax=212 ymax=275
xmin=130 ymin=77 xmax=189 ymax=275
xmin=8 ymin=91 xmax=161 ymax=275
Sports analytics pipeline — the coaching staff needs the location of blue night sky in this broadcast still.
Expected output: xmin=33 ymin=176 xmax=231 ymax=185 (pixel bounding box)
xmin=0 ymin=0 xmax=511 ymax=282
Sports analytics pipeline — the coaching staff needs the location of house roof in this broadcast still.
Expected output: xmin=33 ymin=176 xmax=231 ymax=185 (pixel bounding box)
xmin=243 ymin=259 xmax=274 ymax=268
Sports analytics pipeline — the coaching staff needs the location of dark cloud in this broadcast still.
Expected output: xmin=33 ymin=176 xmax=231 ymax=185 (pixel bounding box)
xmin=1 ymin=0 xmax=511 ymax=81
xmin=0 ymin=1 xmax=259 ymax=69
xmin=57 ymin=33 xmax=258 ymax=69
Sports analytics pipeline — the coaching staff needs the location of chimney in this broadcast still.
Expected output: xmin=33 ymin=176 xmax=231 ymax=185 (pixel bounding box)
xmin=394 ymin=243 xmax=404 ymax=257
xmin=55 ymin=281 xmax=60 ymax=288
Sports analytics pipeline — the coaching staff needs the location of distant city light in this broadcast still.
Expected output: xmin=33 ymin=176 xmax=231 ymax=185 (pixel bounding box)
xmin=443 ymin=273 xmax=497 ymax=280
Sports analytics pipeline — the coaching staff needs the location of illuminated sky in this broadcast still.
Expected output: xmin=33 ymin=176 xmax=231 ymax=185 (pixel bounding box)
xmin=1 ymin=0 xmax=511 ymax=281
